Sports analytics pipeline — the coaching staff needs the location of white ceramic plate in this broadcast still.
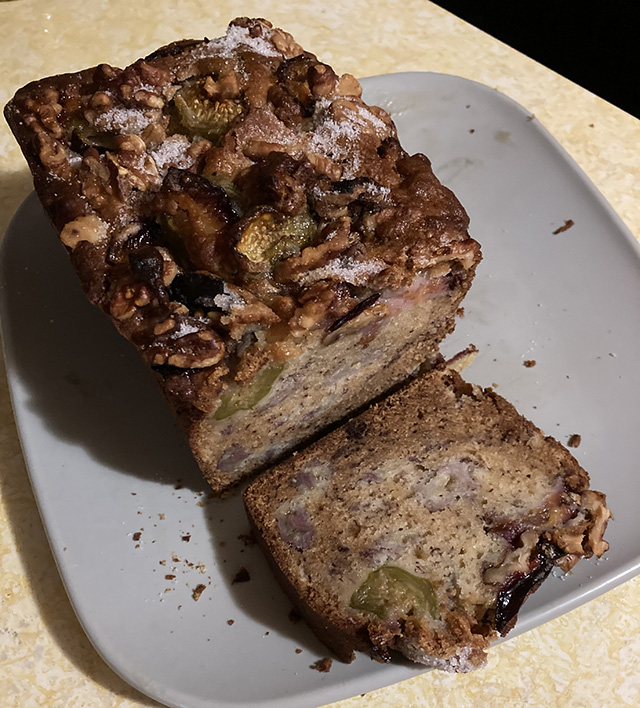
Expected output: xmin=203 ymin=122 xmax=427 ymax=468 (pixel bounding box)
xmin=1 ymin=73 xmax=639 ymax=708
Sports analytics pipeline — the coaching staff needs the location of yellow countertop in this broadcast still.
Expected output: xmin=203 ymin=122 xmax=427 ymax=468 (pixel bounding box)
xmin=0 ymin=1 xmax=638 ymax=707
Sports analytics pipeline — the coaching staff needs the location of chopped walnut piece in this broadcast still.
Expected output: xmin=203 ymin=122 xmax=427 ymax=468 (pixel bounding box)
xmin=157 ymin=247 xmax=180 ymax=286
xmin=231 ymin=567 xmax=251 ymax=584
xmin=192 ymin=583 xmax=207 ymax=601
xmin=91 ymin=91 xmax=113 ymax=109
xmin=337 ymin=73 xmax=362 ymax=97
xmin=166 ymin=338 xmax=225 ymax=369
xmin=107 ymin=149 xmax=160 ymax=192
xmin=310 ymin=658 xmax=332 ymax=673
xmin=307 ymin=64 xmax=339 ymax=98
xmin=38 ymin=133 xmax=68 ymax=170
xmin=110 ymin=281 xmax=152 ymax=320
xmin=583 ymin=491 xmax=611 ymax=557
xmin=567 ymin=434 xmax=581 ymax=448
xmin=134 ymin=89 xmax=165 ymax=109
xmin=60 ymin=215 xmax=109 ymax=249
xmin=203 ymin=72 xmax=241 ymax=100
xmin=141 ymin=122 xmax=167 ymax=147
xmin=115 ymin=134 xmax=147 ymax=153
xmin=269 ymin=27 xmax=304 ymax=58
xmin=154 ymin=318 xmax=176 ymax=336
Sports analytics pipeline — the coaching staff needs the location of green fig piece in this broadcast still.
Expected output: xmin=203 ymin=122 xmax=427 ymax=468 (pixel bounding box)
xmin=350 ymin=566 xmax=438 ymax=620
xmin=214 ymin=363 xmax=285 ymax=420
xmin=237 ymin=210 xmax=316 ymax=263
xmin=173 ymin=81 xmax=244 ymax=143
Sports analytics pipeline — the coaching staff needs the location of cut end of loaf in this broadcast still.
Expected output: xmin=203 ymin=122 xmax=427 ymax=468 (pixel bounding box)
xmin=244 ymin=368 xmax=610 ymax=670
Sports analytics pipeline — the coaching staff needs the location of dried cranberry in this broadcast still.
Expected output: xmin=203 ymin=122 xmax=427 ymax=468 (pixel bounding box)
xmin=494 ymin=543 xmax=561 ymax=635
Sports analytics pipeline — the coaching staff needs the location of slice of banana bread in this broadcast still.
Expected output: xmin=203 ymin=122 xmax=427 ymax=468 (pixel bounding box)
xmin=244 ymin=368 xmax=610 ymax=670
xmin=5 ymin=18 xmax=480 ymax=492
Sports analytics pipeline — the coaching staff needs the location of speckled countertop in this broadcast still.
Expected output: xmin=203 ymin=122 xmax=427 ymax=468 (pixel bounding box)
xmin=0 ymin=1 xmax=639 ymax=707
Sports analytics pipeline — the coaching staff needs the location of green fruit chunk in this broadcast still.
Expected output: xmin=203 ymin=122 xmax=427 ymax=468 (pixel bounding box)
xmin=214 ymin=363 xmax=285 ymax=420
xmin=237 ymin=210 xmax=316 ymax=263
xmin=173 ymin=81 xmax=244 ymax=143
xmin=69 ymin=116 xmax=118 ymax=150
xmin=350 ymin=566 xmax=438 ymax=620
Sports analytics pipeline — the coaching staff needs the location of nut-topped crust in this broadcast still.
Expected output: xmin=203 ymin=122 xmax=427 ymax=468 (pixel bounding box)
xmin=5 ymin=18 xmax=480 ymax=422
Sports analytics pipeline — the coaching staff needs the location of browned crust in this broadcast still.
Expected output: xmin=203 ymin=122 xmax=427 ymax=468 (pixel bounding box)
xmin=246 ymin=512 xmax=366 ymax=662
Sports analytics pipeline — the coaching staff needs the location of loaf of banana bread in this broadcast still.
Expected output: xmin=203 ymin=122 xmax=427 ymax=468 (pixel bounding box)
xmin=4 ymin=18 xmax=480 ymax=492
xmin=244 ymin=368 xmax=610 ymax=670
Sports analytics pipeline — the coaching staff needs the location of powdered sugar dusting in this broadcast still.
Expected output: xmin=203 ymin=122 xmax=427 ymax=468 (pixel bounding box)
xmin=397 ymin=642 xmax=482 ymax=673
xmin=151 ymin=136 xmax=195 ymax=174
xmin=93 ymin=107 xmax=153 ymax=134
xmin=358 ymin=104 xmax=388 ymax=134
xmin=307 ymin=99 xmax=391 ymax=179
xmin=214 ymin=285 xmax=246 ymax=312
xmin=295 ymin=257 xmax=386 ymax=286
xmin=361 ymin=181 xmax=390 ymax=198
xmin=173 ymin=321 xmax=201 ymax=338
xmin=200 ymin=24 xmax=281 ymax=60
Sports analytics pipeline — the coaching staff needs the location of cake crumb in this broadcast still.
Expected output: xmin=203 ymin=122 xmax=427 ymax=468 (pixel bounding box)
xmin=446 ymin=344 xmax=477 ymax=373
xmin=165 ymin=574 xmax=176 ymax=580
xmin=523 ymin=360 xmax=537 ymax=368
xmin=192 ymin=584 xmax=207 ymax=601
xmin=553 ymin=219 xmax=574 ymax=234
xmin=567 ymin=434 xmax=582 ymax=448
xmin=227 ymin=619 xmax=235 ymax=626
xmin=232 ymin=567 xmax=251 ymax=584
xmin=181 ymin=534 xmax=191 ymax=542
xmin=132 ymin=532 xmax=142 ymax=541
xmin=289 ymin=608 xmax=303 ymax=624
xmin=159 ymin=560 xmax=166 ymax=566
xmin=295 ymin=648 xmax=303 ymax=654
xmin=238 ymin=531 xmax=257 ymax=546
xmin=310 ymin=658 xmax=333 ymax=673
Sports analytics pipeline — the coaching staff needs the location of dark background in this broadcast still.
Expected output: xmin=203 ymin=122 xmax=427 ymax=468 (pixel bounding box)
xmin=431 ymin=0 xmax=639 ymax=118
